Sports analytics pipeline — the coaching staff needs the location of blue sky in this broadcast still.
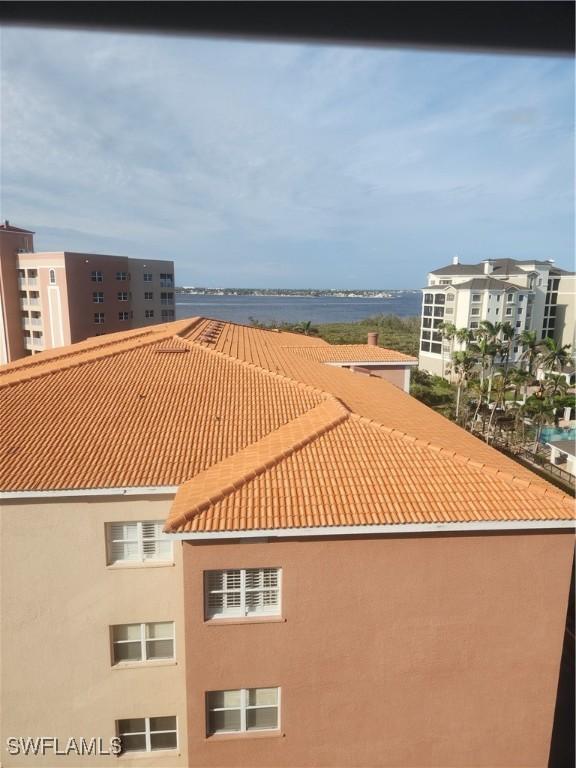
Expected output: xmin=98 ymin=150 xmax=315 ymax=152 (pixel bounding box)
xmin=1 ymin=27 xmax=573 ymax=288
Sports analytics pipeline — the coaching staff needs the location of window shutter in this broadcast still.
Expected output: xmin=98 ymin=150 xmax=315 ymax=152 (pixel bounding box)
xmin=108 ymin=522 xmax=138 ymax=563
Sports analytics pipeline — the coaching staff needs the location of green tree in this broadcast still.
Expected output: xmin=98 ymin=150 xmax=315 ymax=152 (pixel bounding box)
xmin=509 ymin=367 xmax=531 ymax=403
xmin=452 ymin=350 xmax=477 ymax=421
xmin=538 ymin=337 xmax=572 ymax=374
xmin=521 ymin=395 xmax=555 ymax=455
xmin=437 ymin=321 xmax=457 ymax=377
xmin=518 ymin=330 xmax=540 ymax=376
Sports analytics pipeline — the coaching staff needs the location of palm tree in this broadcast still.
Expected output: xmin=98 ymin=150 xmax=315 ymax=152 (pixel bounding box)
xmin=509 ymin=367 xmax=531 ymax=403
xmin=452 ymin=350 xmax=476 ymax=420
xmin=518 ymin=329 xmax=540 ymax=377
xmin=455 ymin=327 xmax=475 ymax=350
xmin=538 ymin=337 xmax=572 ymax=374
xmin=437 ymin=321 xmax=456 ymax=377
xmin=486 ymin=371 xmax=513 ymax=442
xmin=498 ymin=321 xmax=515 ymax=374
xmin=521 ymin=395 xmax=555 ymax=455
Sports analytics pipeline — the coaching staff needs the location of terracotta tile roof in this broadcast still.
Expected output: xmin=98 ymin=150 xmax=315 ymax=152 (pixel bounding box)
xmin=0 ymin=326 xmax=325 ymax=491
xmin=281 ymin=345 xmax=416 ymax=363
xmin=169 ymin=415 xmax=572 ymax=532
xmin=1 ymin=317 xmax=573 ymax=530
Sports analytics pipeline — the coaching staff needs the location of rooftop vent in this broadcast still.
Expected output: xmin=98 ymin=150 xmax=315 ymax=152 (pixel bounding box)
xmin=483 ymin=260 xmax=493 ymax=275
xmin=367 ymin=332 xmax=379 ymax=346
xmin=452 ymin=255 xmax=459 ymax=265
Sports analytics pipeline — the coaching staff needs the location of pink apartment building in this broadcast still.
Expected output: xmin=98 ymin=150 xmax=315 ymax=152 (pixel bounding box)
xmin=0 ymin=222 xmax=175 ymax=363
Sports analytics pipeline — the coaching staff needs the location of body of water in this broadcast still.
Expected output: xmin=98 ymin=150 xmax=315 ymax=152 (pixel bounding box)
xmin=175 ymin=293 xmax=422 ymax=325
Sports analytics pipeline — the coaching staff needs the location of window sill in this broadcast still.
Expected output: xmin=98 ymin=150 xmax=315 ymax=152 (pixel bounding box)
xmin=204 ymin=616 xmax=286 ymax=627
xmin=112 ymin=660 xmax=177 ymax=671
xmin=206 ymin=730 xmax=284 ymax=743
xmin=117 ymin=749 xmax=180 ymax=760
xmin=107 ymin=562 xmax=175 ymax=571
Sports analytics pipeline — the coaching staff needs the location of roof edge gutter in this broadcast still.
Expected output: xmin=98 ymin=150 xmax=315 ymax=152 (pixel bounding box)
xmin=168 ymin=519 xmax=576 ymax=540
xmin=0 ymin=486 xmax=179 ymax=500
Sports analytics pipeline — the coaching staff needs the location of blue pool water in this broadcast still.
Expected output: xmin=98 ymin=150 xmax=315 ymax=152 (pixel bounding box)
xmin=539 ymin=427 xmax=576 ymax=444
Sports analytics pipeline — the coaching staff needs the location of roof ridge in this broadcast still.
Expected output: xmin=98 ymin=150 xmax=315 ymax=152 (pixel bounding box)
xmin=0 ymin=318 xmax=203 ymax=389
xmin=165 ymin=397 xmax=349 ymax=532
xmin=348 ymin=413 xmax=572 ymax=506
xmin=179 ymin=315 xmax=330 ymax=345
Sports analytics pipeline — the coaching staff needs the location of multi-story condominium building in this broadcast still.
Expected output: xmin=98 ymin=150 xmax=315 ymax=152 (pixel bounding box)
xmin=0 ymin=318 xmax=573 ymax=767
xmin=0 ymin=222 xmax=175 ymax=363
xmin=418 ymin=256 xmax=575 ymax=377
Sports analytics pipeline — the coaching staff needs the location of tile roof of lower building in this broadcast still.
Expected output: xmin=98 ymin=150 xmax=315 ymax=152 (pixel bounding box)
xmin=280 ymin=345 xmax=417 ymax=364
xmin=1 ymin=317 xmax=573 ymax=530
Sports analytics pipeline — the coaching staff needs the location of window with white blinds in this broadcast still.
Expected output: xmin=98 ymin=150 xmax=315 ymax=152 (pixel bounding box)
xmin=111 ymin=622 xmax=175 ymax=664
xmin=205 ymin=568 xmax=281 ymax=619
xmin=107 ymin=521 xmax=173 ymax=565
xmin=117 ymin=716 xmax=177 ymax=753
xmin=207 ymin=688 xmax=280 ymax=735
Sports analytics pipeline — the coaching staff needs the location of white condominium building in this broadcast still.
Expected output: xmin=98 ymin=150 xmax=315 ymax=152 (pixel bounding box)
xmin=418 ymin=257 xmax=575 ymax=377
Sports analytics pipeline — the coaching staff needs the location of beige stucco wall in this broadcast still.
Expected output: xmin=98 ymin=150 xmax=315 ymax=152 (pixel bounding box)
xmin=18 ymin=253 xmax=71 ymax=351
xmin=182 ymin=531 xmax=574 ymax=768
xmin=0 ymin=495 xmax=188 ymax=766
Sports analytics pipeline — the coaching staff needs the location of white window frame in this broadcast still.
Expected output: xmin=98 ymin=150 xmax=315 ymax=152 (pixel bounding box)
xmin=117 ymin=291 xmax=129 ymax=301
xmin=92 ymin=292 xmax=104 ymax=303
xmin=118 ymin=311 xmax=129 ymax=321
xmin=145 ymin=309 xmax=154 ymax=319
xmin=94 ymin=312 xmax=105 ymax=324
xmin=106 ymin=521 xmax=173 ymax=565
xmin=207 ymin=688 xmax=280 ymax=735
xmin=117 ymin=716 xmax=178 ymax=754
xmin=143 ymin=273 xmax=153 ymax=282
xmin=205 ymin=568 xmax=281 ymax=620
xmin=111 ymin=622 xmax=175 ymax=665
xmin=91 ymin=271 xmax=103 ymax=282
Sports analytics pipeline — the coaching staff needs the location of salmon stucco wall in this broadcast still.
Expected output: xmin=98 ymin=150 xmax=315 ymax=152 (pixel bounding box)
xmin=182 ymin=531 xmax=573 ymax=768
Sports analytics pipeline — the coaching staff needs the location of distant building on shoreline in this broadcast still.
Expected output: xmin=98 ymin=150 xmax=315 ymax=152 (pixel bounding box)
xmin=418 ymin=256 xmax=575 ymax=378
xmin=0 ymin=222 xmax=175 ymax=364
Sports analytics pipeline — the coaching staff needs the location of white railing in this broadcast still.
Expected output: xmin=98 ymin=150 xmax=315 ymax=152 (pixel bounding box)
xmin=27 ymin=297 xmax=40 ymax=306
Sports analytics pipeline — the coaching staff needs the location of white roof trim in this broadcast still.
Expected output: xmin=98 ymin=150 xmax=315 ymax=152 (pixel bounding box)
xmin=168 ymin=519 xmax=575 ymax=540
xmin=324 ymin=360 xmax=418 ymax=368
xmin=0 ymin=486 xmax=178 ymax=500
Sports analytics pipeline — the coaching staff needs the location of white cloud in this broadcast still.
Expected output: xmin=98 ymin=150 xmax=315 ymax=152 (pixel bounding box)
xmin=0 ymin=27 xmax=573 ymax=286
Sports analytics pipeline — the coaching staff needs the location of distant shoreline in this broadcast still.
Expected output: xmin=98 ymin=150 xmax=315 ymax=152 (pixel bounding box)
xmin=176 ymin=288 xmax=420 ymax=298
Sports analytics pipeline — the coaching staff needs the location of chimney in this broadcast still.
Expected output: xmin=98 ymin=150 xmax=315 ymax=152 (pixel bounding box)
xmin=483 ymin=260 xmax=493 ymax=275
xmin=367 ymin=332 xmax=379 ymax=346
xmin=452 ymin=255 xmax=459 ymax=265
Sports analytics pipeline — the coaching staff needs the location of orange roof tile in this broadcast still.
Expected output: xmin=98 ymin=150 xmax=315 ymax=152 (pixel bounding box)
xmin=170 ymin=416 xmax=572 ymax=532
xmin=280 ymin=345 xmax=417 ymax=363
xmin=1 ymin=317 xmax=573 ymax=531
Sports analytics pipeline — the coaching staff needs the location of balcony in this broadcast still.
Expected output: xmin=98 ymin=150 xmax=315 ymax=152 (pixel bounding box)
xmin=27 ymin=278 xmax=38 ymax=288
